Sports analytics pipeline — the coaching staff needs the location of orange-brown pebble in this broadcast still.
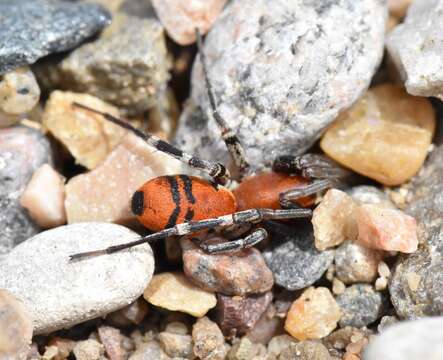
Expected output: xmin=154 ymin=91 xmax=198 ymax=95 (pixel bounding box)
xmin=133 ymin=175 xmax=236 ymax=232
xmin=233 ymin=172 xmax=314 ymax=211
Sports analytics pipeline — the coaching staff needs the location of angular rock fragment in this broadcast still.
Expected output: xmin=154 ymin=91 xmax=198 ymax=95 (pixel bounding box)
xmin=192 ymin=317 xmax=228 ymax=360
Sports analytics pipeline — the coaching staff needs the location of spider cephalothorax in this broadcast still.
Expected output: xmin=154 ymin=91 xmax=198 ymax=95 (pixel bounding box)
xmin=70 ymin=30 xmax=351 ymax=260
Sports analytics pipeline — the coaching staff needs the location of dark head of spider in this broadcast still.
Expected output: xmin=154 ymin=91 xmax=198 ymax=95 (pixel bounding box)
xmin=69 ymin=29 xmax=349 ymax=260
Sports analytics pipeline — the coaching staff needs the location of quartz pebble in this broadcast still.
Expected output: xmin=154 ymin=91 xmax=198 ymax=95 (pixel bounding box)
xmin=20 ymin=164 xmax=66 ymax=229
xmin=313 ymin=189 xmax=358 ymax=250
xmin=263 ymin=222 xmax=334 ymax=291
xmin=0 ymin=0 xmax=110 ymax=74
xmin=336 ymin=284 xmax=385 ymax=328
xmin=387 ymin=0 xmax=443 ymax=100
xmin=0 ymin=126 xmax=52 ymax=258
xmin=174 ymin=0 xmax=387 ymax=174
xmin=279 ymin=341 xmax=331 ymax=360
xmin=321 ymin=84 xmax=435 ymax=186
xmin=356 ymin=204 xmax=418 ymax=253
xmin=42 ymin=91 xmax=126 ymax=170
xmin=0 ymin=289 xmax=33 ymax=360
xmin=151 ymin=0 xmax=228 ymax=45
xmin=72 ymin=339 xmax=104 ymax=360
xmin=158 ymin=331 xmax=193 ymax=358
xmin=192 ymin=317 xmax=227 ymax=360
xmin=348 ymin=186 xmax=396 ymax=209
xmin=98 ymin=325 xmax=126 ymax=360
xmin=0 ymin=222 xmax=154 ymax=334
xmin=332 ymin=278 xmax=346 ymax=295
xmin=364 ymin=317 xmax=443 ymax=360
xmin=0 ymin=67 xmax=40 ymax=116
xmin=285 ymin=287 xmax=341 ymax=341
xmin=334 ymin=241 xmax=383 ymax=284
xmin=144 ymin=272 xmax=216 ymax=317
xmin=181 ymin=237 xmax=273 ymax=296
xmin=215 ymin=292 xmax=273 ymax=336
xmin=65 ymin=133 xmax=182 ymax=224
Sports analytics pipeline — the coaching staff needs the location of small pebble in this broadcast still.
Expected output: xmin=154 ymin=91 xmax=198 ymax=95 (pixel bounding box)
xmin=334 ymin=240 xmax=383 ymax=284
xmin=98 ymin=325 xmax=126 ymax=360
xmin=285 ymin=287 xmax=341 ymax=341
xmin=332 ymin=278 xmax=346 ymax=295
xmin=192 ymin=317 xmax=227 ymax=360
xmin=377 ymin=261 xmax=391 ymax=278
xmin=0 ymin=0 xmax=111 ymax=74
xmin=165 ymin=321 xmax=188 ymax=335
xmin=215 ymin=292 xmax=273 ymax=336
xmin=246 ymin=304 xmax=283 ymax=345
xmin=106 ymin=298 xmax=149 ymax=327
xmin=364 ymin=317 xmax=443 ymax=360
xmin=158 ymin=331 xmax=193 ymax=358
xmin=181 ymin=237 xmax=273 ymax=296
xmin=20 ymin=163 xmax=66 ymax=229
xmin=323 ymin=326 xmax=368 ymax=353
xmin=279 ymin=341 xmax=331 ymax=360
xmin=72 ymin=339 xmax=104 ymax=360
xmin=263 ymin=222 xmax=334 ymax=291
xmin=377 ymin=316 xmax=399 ymax=332
xmin=144 ymin=272 xmax=216 ymax=317
xmin=227 ymin=337 xmax=256 ymax=360
xmin=42 ymin=91 xmax=126 ymax=170
xmin=46 ymin=337 xmax=76 ymax=360
xmin=129 ymin=341 xmax=170 ymax=360
xmin=0 ymin=222 xmax=154 ymax=334
xmin=267 ymin=335 xmax=297 ymax=358
xmin=151 ymin=0 xmax=228 ymax=45
xmin=0 ymin=289 xmax=33 ymax=360
xmin=356 ymin=204 xmax=418 ymax=253
xmin=0 ymin=67 xmax=40 ymax=115
xmin=348 ymin=186 xmax=396 ymax=209
xmin=321 ymin=84 xmax=435 ymax=186
xmin=375 ymin=277 xmax=388 ymax=291
xmin=312 ymin=189 xmax=358 ymax=250
xmin=65 ymin=133 xmax=182 ymax=224
xmin=336 ymin=284 xmax=385 ymax=328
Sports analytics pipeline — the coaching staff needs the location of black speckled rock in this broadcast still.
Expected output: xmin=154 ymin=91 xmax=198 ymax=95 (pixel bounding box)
xmin=263 ymin=221 xmax=334 ymax=291
xmin=0 ymin=126 xmax=52 ymax=258
xmin=336 ymin=284 xmax=385 ymax=328
xmin=390 ymin=143 xmax=443 ymax=319
xmin=0 ymin=0 xmax=110 ymax=74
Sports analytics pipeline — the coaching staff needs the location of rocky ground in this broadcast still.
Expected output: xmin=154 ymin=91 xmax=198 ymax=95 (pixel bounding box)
xmin=0 ymin=0 xmax=441 ymax=359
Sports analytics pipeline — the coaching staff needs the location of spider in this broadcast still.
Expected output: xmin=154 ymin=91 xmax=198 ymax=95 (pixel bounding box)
xmin=70 ymin=29 xmax=352 ymax=260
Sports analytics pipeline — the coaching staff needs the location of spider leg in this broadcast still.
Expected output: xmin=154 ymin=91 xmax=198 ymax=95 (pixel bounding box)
xmin=69 ymin=208 xmax=311 ymax=260
xmin=195 ymin=29 xmax=250 ymax=178
xmin=199 ymin=228 xmax=268 ymax=254
xmin=279 ymin=178 xmax=333 ymax=208
xmin=71 ymin=102 xmax=230 ymax=185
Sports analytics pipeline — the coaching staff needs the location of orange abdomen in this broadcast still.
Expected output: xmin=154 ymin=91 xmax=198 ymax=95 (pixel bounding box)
xmin=132 ymin=175 xmax=237 ymax=232
xmin=233 ymin=172 xmax=314 ymax=211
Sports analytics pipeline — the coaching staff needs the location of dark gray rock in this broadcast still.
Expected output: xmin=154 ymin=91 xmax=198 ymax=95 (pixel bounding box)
xmin=174 ymin=0 xmax=387 ymax=173
xmin=0 ymin=126 xmax=52 ymax=259
xmin=389 ymin=144 xmax=443 ymax=319
xmin=263 ymin=221 xmax=334 ymax=291
xmin=336 ymin=284 xmax=385 ymax=328
xmin=0 ymin=0 xmax=110 ymax=74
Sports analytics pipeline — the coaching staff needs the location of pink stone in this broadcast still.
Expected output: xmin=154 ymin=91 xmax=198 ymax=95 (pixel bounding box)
xmin=151 ymin=0 xmax=228 ymax=45
xmin=356 ymin=204 xmax=418 ymax=253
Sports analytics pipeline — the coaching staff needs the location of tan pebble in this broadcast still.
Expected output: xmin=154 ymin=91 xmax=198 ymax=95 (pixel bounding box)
xmin=312 ymin=189 xmax=358 ymax=250
xmin=346 ymin=337 xmax=368 ymax=354
xmin=332 ymin=278 xmax=346 ymax=295
xmin=375 ymin=277 xmax=388 ymax=291
xmin=72 ymin=339 xmax=104 ymax=360
xmin=192 ymin=317 xmax=227 ymax=360
xmin=406 ymin=272 xmax=421 ymax=292
xmin=284 ymin=287 xmax=341 ymax=341
xmin=356 ymin=204 xmax=418 ymax=253
xmin=158 ymin=332 xmax=193 ymax=359
xmin=377 ymin=261 xmax=391 ymax=278
xmin=343 ymin=353 xmax=360 ymax=360
xmin=144 ymin=272 xmax=216 ymax=317
xmin=65 ymin=133 xmax=182 ymax=224
xmin=0 ymin=67 xmax=40 ymax=115
xmin=20 ymin=164 xmax=66 ymax=229
xmin=321 ymin=84 xmax=435 ymax=186
xmin=267 ymin=335 xmax=297 ymax=357
xmin=42 ymin=91 xmax=126 ymax=170
xmin=151 ymin=0 xmax=228 ymax=45
xmin=46 ymin=337 xmax=76 ymax=360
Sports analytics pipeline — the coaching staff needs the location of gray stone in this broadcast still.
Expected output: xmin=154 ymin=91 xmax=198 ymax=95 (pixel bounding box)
xmin=387 ymin=0 xmax=443 ymax=100
xmin=158 ymin=331 xmax=193 ymax=358
xmin=347 ymin=186 xmax=395 ymax=208
xmin=263 ymin=221 xmax=334 ymax=291
xmin=0 ymin=126 xmax=52 ymax=259
xmin=129 ymin=341 xmax=171 ymax=360
xmin=174 ymin=0 xmax=387 ymax=173
xmin=336 ymin=284 xmax=385 ymax=328
xmin=363 ymin=317 xmax=443 ymax=360
xmin=389 ymin=144 xmax=443 ymax=319
xmin=0 ymin=222 xmax=154 ymax=335
xmin=377 ymin=316 xmax=399 ymax=332
xmin=0 ymin=0 xmax=111 ymax=74
xmin=36 ymin=14 xmax=171 ymax=115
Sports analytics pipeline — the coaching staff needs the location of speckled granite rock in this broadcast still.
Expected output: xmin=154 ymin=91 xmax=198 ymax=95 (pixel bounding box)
xmin=263 ymin=222 xmax=334 ymax=291
xmin=0 ymin=222 xmax=154 ymax=335
xmin=387 ymin=0 xmax=443 ymax=100
xmin=174 ymin=0 xmax=387 ymax=173
xmin=0 ymin=0 xmax=110 ymax=74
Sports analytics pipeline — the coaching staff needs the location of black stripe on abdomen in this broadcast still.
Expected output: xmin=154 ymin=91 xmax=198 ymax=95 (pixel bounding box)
xmin=165 ymin=176 xmax=181 ymax=229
